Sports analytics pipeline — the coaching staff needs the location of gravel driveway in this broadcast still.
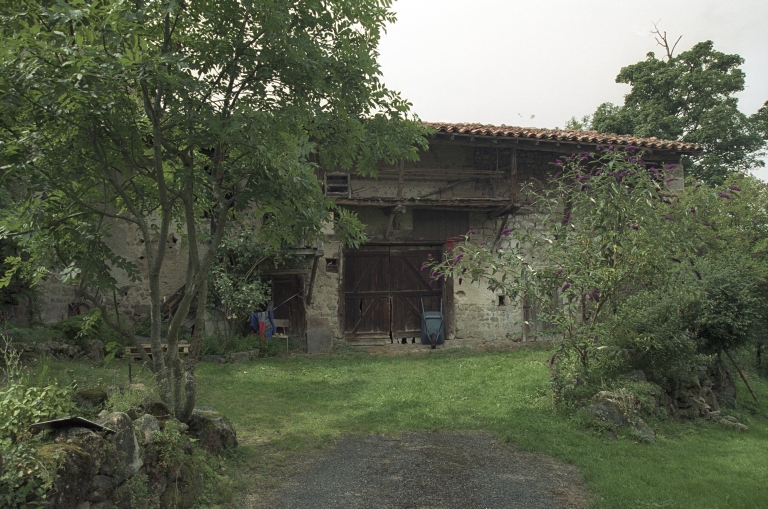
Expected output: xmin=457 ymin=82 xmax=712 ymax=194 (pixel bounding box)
xmin=263 ymin=432 xmax=591 ymax=509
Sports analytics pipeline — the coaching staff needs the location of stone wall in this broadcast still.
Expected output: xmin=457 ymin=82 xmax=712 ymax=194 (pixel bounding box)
xmin=35 ymin=401 xmax=236 ymax=509
xmin=305 ymin=241 xmax=343 ymax=338
xmin=36 ymin=221 xmax=194 ymax=325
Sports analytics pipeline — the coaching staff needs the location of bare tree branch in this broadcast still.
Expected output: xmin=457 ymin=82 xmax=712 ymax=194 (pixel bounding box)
xmin=651 ymin=21 xmax=682 ymax=60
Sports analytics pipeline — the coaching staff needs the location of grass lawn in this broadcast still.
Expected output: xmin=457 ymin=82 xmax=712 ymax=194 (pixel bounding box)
xmin=40 ymin=344 xmax=768 ymax=508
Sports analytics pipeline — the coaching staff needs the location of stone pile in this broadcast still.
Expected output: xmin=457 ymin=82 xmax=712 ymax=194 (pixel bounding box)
xmin=586 ymin=361 xmax=749 ymax=441
xmin=35 ymin=400 xmax=237 ymax=509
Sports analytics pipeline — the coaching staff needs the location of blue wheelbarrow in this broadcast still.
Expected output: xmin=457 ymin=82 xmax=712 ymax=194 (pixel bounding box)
xmin=420 ymin=297 xmax=445 ymax=349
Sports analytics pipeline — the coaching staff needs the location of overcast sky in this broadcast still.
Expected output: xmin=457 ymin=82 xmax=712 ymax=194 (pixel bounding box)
xmin=378 ymin=0 xmax=768 ymax=178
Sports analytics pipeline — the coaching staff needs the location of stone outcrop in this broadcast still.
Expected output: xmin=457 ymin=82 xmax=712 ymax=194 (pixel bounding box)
xmin=75 ymin=388 xmax=109 ymax=411
xmin=99 ymin=412 xmax=143 ymax=483
xmin=187 ymin=407 xmax=238 ymax=453
xmin=586 ymin=399 xmax=628 ymax=427
xmin=36 ymin=443 xmax=95 ymax=509
xmin=32 ymin=400 xmax=229 ymax=509
xmin=660 ymin=361 xmax=737 ymax=420
xmin=586 ymin=363 xmax=748 ymax=442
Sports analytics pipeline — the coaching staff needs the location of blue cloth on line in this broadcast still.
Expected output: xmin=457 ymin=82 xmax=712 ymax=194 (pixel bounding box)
xmin=249 ymin=310 xmax=276 ymax=340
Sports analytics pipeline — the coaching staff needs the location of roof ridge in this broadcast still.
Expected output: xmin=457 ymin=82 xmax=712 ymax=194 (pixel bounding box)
xmin=422 ymin=122 xmax=700 ymax=152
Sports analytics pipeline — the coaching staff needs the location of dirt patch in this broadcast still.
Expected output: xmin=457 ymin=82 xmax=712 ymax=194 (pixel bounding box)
xmin=251 ymin=432 xmax=591 ymax=509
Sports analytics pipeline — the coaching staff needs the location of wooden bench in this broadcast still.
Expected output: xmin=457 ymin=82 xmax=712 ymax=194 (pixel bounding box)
xmin=124 ymin=343 xmax=190 ymax=361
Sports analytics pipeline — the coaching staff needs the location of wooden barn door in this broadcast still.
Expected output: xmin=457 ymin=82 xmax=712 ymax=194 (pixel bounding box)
xmin=343 ymin=246 xmax=442 ymax=343
xmin=343 ymin=247 xmax=391 ymax=338
xmin=390 ymin=247 xmax=443 ymax=339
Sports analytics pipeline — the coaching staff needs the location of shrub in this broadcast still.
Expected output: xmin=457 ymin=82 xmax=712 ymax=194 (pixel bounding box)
xmin=50 ymin=310 xmax=122 ymax=348
xmin=0 ymin=384 xmax=75 ymax=444
xmin=0 ymin=441 xmax=56 ymax=508
xmin=0 ymin=335 xmax=75 ymax=508
xmin=693 ymin=254 xmax=765 ymax=355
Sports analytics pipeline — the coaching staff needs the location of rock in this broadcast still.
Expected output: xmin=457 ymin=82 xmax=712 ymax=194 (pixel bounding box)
xmin=718 ymin=415 xmax=749 ymax=431
xmin=631 ymin=418 xmax=656 ymax=443
xmin=248 ymin=349 xmax=260 ymax=359
xmin=54 ymin=427 xmax=112 ymax=476
xmin=90 ymin=502 xmax=114 ymax=509
xmin=702 ymin=387 xmax=720 ymax=412
xmin=201 ymin=355 xmax=227 ymax=364
xmin=178 ymin=422 xmax=189 ymax=433
xmin=75 ymin=388 xmax=109 ymax=410
xmin=586 ymin=399 xmax=628 ymax=426
xmin=146 ymin=400 xmax=171 ymax=419
xmin=86 ymin=475 xmax=114 ymax=503
xmin=36 ymin=443 xmax=94 ymax=509
xmin=76 ymin=502 xmax=91 ymax=509
xmin=187 ymin=407 xmax=237 ymax=453
xmin=691 ymin=396 xmax=711 ymax=418
xmin=307 ymin=327 xmax=333 ymax=354
xmin=229 ymin=351 xmax=250 ymax=363
xmin=97 ymin=409 xmax=109 ymax=419
xmin=98 ymin=412 xmax=143 ymax=482
xmin=134 ymin=414 xmax=160 ymax=445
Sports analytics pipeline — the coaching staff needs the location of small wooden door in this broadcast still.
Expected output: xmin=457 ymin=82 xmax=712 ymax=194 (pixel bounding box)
xmin=271 ymin=276 xmax=305 ymax=338
xmin=343 ymin=246 xmax=442 ymax=342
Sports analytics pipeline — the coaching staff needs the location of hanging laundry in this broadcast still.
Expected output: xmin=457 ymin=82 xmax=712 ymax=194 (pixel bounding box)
xmin=250 ymin=310 xmax=276 ymax=341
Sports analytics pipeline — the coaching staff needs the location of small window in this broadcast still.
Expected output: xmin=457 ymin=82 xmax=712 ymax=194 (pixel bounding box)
xmin=498 ymin=295 xmax=506 ymax=306
xmin=326 ymin=258 xmax=339 ymax=273
xmin=325 ymin=174 xmax=350 ymax=197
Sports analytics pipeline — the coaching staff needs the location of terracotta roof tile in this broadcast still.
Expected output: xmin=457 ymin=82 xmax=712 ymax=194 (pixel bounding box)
xmin=424 ymin=122 xmax=701 ymax=152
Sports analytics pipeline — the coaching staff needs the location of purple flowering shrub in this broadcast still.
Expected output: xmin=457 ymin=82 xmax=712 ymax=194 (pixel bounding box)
xmin=422 ymin=148 xmax=768 ymax=408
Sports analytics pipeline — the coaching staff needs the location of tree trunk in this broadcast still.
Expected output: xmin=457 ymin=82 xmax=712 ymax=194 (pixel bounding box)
xmin=178 ymin=277 xmax=207 ymax=423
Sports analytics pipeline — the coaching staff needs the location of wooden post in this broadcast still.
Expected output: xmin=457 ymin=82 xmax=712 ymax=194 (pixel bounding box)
xmin=305 ymin=254 xmax=321 ymax=306
xmin=385 ymin=160 xmax=406 ymax=240
xmin=511 ymin=148 xmax=518 ymax=203
xmin=491 ymin=213 xmax=510 ymax=250
xmin=724 ymin=349 xmax=758 ymax=401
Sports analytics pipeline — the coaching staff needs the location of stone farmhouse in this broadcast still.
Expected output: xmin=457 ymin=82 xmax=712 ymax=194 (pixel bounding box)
xmin=33 ymin=122 xmax=699 ymax=347
xmin=308 ymin=123 xmax=698 ymax=345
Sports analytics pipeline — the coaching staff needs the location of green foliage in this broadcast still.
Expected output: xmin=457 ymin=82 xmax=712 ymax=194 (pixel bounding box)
xmin=0 ymin=384 xmax=75 ymax=444
xmin=607 ymin=283 xmax=702 ymax=381
xmin=0 ymin=0 xmax=427 ymax=418
xmin=208 ymin=228 xmax=279 ymax=329
xmin=692 ymin=255 xmax=766 ymax=354
xmin=426 ymin=145 xmax=768 ymax=406
xmin=113 ymin=471 xmax=157 ymax=509
xmin=51 ymin=310 xmax=123 ymax=348
xmin=588 ymin=40 xmax=766 ymax=184
xmin=106 ymin=381 xmax=160 ymax=415
xmin=200 ymin=334 xmax=260 ymax=357
xmin=0 ymin=327 xmax=65 ymax=345
xmin=149 ymin=420 xmax=187 ymax=472
xmin=333 ymin=208 xmax=368 ymax=248
xmin=0 ymin=440 xmax=55 ymax=508
xmin=0 ymin=336 xmax=75 ymax=508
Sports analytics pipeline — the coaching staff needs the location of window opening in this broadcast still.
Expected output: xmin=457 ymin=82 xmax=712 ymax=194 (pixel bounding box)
xmin=325 ymin=174 xmax=350 ymax=197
